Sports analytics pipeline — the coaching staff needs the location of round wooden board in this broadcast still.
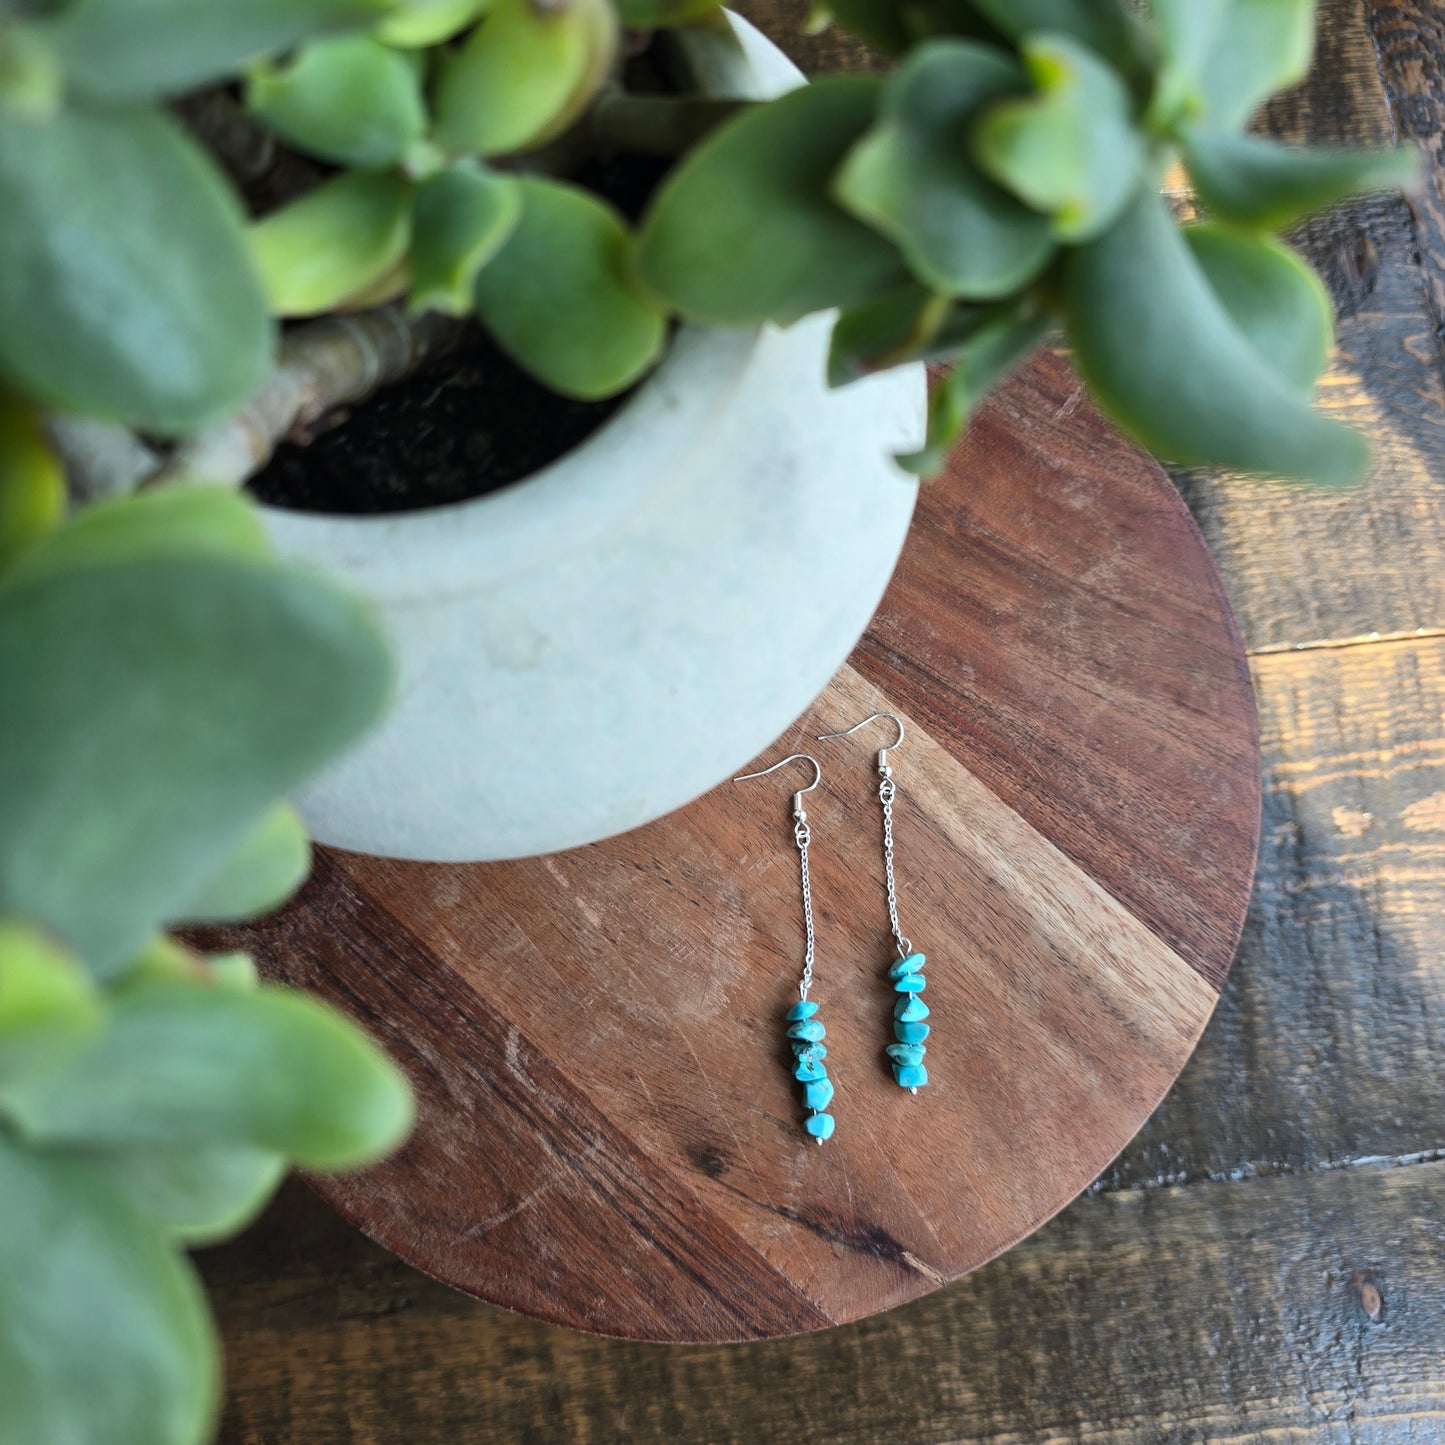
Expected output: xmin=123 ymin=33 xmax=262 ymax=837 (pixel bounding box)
xmin=224 ymin=349 xmax=1261 ymax=1343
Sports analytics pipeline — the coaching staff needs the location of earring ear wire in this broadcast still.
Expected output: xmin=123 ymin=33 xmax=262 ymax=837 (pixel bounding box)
xmin=733 ymin=753 xmax=835 ymax=1145
xmin=817 ymin=712 xmax=930 ymax=1095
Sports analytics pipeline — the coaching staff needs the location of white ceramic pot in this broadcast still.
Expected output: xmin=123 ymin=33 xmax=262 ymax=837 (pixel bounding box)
xmin=264 ymin=16 xmax=925 ymax=862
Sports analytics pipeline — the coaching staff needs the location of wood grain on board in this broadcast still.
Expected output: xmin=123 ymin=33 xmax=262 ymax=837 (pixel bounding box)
xmin=220 ymin=350 xmax=1259 ymax=1342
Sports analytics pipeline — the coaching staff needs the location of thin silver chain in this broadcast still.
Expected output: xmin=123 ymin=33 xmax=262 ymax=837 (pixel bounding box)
xmin=879 ymin=767 xmax=912 ymax=959
xmin=795 ymin=810 xmax=815 ymax=998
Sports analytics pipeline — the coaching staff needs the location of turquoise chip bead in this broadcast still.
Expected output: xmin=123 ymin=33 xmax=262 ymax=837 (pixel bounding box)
xmin=786 ymin=1019 xmax=825 ymax=1042
xmin=893 ymin=1063 xmax=928 ymax=1089
xmin=892 ymin=973 xmax=926 ymax=992
xmin=793 ymin=1058 xmax=827 ymax=1082
xmin=889 ymin=953 xmax=926 ymax=979
xmin=895 ymin=1019 xmax=930 ymax=1044
xmin=785 ymin=999 xmax=819 ymax=1021
xmin=886 ymin=1042 xmax=925 ymax=1066
xmin=803 ymin=1076 xmax=835 ymax=1110
xmin=791 ymin=1041 xmax=827 ymax=1065
xmin=804 ymin=1113 xmax=835 ymax=1141
xmin=895 ymin=995 xmax=929 ymax=1022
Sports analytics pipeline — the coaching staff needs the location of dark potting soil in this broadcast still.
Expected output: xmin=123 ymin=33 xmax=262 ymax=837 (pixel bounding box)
xmin=248 ymin=151 xmax=671 ymax=517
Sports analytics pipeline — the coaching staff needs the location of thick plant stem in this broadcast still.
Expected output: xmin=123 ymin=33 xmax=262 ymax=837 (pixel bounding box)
xmin=151 ymin=306 xmax=464 ymax=490
xmin=46 ymin=417 xmax=161 ymax=504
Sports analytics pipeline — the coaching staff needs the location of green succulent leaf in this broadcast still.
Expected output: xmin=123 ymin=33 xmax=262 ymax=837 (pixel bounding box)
xmin=0 ymin=16 xmax=61 ymax=121
xmin=0 ymin=498 xmax=393 ymax=975
xmin=0 ymin=484 xmax=268 ymax=588
xmin=815 ymin=0 xmax=1004 ymax=54
xmin=205 ymin=952 xmax=260 ymax=991
xmin=970 ymin=0 xmax=1150 ymax=77
xmin=0 ymin=919 xmax=100 ymax=1084
xmin=246 ymin=34 xmax=425 ymax=168
xmin=177 ymin=803 xmax=311 ymax=925
xmin=1183 ymin=128 xmax=1419 ymax=230
xmin=0 ymin=1134 xmax=218 ymax=1445
xmin=410 ymin=161 xmax=521 ymax=316
xmin=121 ymin=939 xmax=256 ymax=991
xmin=833 ymin=42 xmax=1054 ymax=299
xmin=46 ymin=0 xmax=397 ymax=104
xmin=973 ymin=31 xmax=1146 ymax=242
xmin=827 ymin=280 xmax=996 ymax=386
xmin=1149 ymin=0 xmax=1313 ymax=130
xmin=377 ymin=0 xmax=490 ymax=45
xmin=432 ymin=0 xmax=617 ymax=156
xmin=614 ymin=0 xmax=722 ymax=25
xmin=1200 ymin=0 xmax=1314 ymax=130
xmin=90 ymin=1144 xmax=288 ymax=1246
xmin=1065 ymin=186 xmax=1368 ymax=484
xmin=475 ymin=176 xmax=666 ymax=400
xmin=250 ymin=170 xmax=413 ymax=318
xmin=0 ymin=389 xmax=64 ymax=567
xmin=0 ymin=105 xmax=272 ymax=435
xmin=636 ymin=76 xmax=905 ymax=325
xmin=897 ymin=305 xmax=1051 ymax=474
xmin=1184 ymin=223 xmax=1331 ymax=395
xmin=2 ymin=978 xmax=414 ymax=1169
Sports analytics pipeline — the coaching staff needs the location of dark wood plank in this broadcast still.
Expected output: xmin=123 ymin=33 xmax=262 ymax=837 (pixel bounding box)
xmin=1365 ymin=1 xmax=1445 ymax=332
xmin=1173 ymin=0 xmax=1445 ymax=651
xmin=1104 ymin=634 xmax=1445 ymax=1190
xmin=204 ymin=1159 xmax=1445 ymax=1443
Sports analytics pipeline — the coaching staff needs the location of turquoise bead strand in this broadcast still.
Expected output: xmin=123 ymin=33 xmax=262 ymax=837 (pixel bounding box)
xmin=888 ymin=952 xmax=929 ymax=1090
xmin=786 ymin=998 xmax=835 ymax=1141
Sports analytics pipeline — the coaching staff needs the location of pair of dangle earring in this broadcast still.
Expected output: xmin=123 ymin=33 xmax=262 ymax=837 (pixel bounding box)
xmin=818 ymin=713 xmax=930 ymax=1095
xmin=733 ymin=712 xmax=929 ymax=1146
xmin=732 ymin=754 xmax=837 ymax=1144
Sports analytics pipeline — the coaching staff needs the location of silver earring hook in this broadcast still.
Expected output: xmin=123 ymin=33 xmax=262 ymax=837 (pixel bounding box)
xmin=733 ymin=752 xmax=822 ymax=817
xmin=817 ymin=711 xmax=905 ymax=769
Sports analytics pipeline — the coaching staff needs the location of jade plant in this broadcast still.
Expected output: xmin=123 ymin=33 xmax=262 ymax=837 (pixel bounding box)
xmin=0 ymin=0 xmax=1418 ymax=511
xmin=0 ymin=483 xmax=413 ymax=1445
xmin=0 ymin=1 xmax=1419 ymax=1442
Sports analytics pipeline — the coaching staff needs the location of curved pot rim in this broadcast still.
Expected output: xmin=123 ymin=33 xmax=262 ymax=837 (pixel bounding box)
xmin=260 ymin=12 xmax=795 ymax=600
xmin=260 ymin=321 xmax=762 ymax=597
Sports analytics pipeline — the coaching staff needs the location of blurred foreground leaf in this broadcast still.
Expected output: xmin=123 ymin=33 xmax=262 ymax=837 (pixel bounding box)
xmin=2 ymin=978 xmax=414 ymax=1169
xmin=0 ymin=106 xmax=272 ymax=433
xmin=0 ymin=390 xmax=64 ymax=567
xmin=833 ymin=42 xmax=1053 ymax=298
xmin=94 ymin=1144 xmax=288 ymax=1247
xmin=0 ymin=1134 xmax=218 ymax=1445
xmin=177 ymin=803 xmax=311 ymax=925
xmin=49 ymin=0 xmax=396 ymax=103
xmin=0 ymin=489 xmax=392 ymax=975
xmin=1182 ymin=129 xmax=1419 ymax=229
xmin=1065 ymin=186 xmax=1368 ymax=483
xmin=973 ymin=31 xmax=1145 ymax=241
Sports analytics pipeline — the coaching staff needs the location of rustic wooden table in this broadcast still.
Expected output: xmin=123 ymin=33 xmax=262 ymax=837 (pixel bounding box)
xmin=203 ymin=0 xmax=1445 ymax=1437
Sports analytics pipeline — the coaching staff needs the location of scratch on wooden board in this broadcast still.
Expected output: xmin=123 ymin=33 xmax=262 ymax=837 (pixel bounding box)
xmin=463 ymin=1179 xmax=559 ymax=1239
xmin=900 ymin=1251 xmax=948 ymax=1287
